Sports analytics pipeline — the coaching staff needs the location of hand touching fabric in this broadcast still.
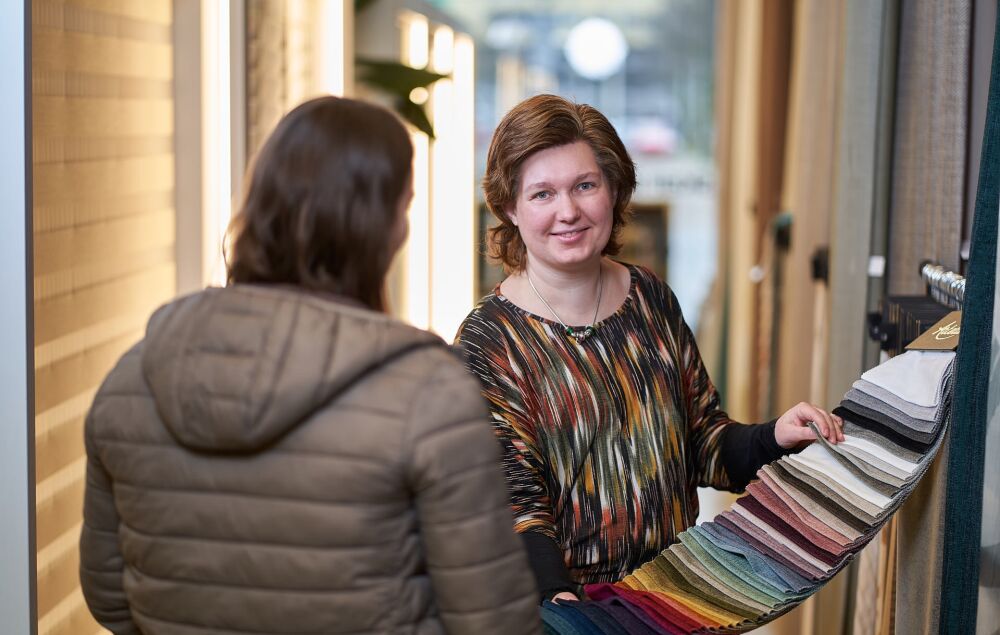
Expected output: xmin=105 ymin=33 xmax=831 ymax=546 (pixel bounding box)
xmin=774 ymin=401 xmax=844 ymax=449
xmin=551 ymin=592 xmax=579 ymax=603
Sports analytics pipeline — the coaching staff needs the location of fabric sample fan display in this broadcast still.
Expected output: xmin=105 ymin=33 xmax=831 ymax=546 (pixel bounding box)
xmin=540 ymin=350 xmax=956 ymax=634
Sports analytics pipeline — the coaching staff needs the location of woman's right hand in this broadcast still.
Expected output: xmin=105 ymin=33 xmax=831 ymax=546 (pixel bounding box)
xmin=551 ymin=591 xmax=579 ymax=603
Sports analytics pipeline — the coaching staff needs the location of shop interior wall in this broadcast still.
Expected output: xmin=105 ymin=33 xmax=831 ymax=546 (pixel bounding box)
xmin=31 ymin=2 xmax=176 ymax=634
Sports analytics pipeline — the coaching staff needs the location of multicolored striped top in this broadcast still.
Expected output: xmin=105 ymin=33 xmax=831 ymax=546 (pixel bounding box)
xmin=456 ymin=264 xmax=773 ymax=585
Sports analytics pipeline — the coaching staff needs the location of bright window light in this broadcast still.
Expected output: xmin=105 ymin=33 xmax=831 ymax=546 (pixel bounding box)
xmin=402 ymin=12 xmax=429 ymax=68
xmin=432 ymin=25 xmax=454 ymax=74
xmin=429 ymin=33 xmax=475 ymax=340
xmin=406 ymin=131 xmax=431 ymax=329
xmin=202 ymin=0 xmax=232 ymax=287
xmin=319 ymin=0 xmax=346 ymax=95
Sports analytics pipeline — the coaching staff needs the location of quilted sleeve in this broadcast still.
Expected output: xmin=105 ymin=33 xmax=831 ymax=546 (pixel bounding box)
xmin=404 ymin=354 xmax=543 ymax=635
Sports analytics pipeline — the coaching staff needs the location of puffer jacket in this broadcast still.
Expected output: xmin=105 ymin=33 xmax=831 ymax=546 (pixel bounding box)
xmin=79 ymin=284 xmax=542 ymax=635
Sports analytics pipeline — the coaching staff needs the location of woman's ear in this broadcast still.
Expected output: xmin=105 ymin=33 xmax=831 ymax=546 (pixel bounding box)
xmin=505 ymin=204 xmax=518 ymax=227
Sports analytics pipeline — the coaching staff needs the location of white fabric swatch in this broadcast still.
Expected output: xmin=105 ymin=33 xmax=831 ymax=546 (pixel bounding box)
xmin=839 ymin=434 xmax=920 ymax=474
xmin=787 ymin=444 xmax=893 ymax=509
xmin=859 ymin=350 xmax=955 ymax=407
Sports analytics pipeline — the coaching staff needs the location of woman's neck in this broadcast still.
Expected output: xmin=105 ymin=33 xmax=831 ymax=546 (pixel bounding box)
xmin=515 ymin=258 xmax=606 ymax=325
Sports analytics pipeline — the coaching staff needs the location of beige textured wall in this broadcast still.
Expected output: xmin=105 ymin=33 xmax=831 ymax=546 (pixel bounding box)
xmin=246 ymin=0 xmax=334 ymax=160
xmin=32 ymin=1 xmax=176 ymax=633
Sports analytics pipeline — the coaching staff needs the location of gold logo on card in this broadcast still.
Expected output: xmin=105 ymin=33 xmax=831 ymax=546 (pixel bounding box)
xmin=932 ymin=320 xmax=960 ymax=341
xmin=905 ymin=311 xmax=962 ymax=351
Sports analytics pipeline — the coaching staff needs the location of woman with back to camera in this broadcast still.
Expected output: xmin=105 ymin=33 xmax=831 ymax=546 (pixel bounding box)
xmin=455 ymin=94 xmax=844 ymax=602
xmin=79 ymin=96 xmax=542 ymax=635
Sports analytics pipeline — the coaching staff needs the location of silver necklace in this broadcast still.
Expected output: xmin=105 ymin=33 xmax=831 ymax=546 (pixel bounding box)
xmin=526 ymin=265 xmax=604 ymax=342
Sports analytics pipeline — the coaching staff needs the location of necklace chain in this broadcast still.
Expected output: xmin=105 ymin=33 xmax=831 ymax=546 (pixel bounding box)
xmin=526 ymin=265 xmax=604 ymax=342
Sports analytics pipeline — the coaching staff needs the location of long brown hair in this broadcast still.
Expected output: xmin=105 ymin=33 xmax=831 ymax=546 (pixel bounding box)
xmin=482 ymin=94 xmax=637 ymax=272
xmin=226 ymin=96 xmax=412 ymax=311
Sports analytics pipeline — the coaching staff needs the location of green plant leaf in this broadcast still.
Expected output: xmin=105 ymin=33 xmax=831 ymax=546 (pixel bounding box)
xmin=356 ymin=58 xmax=449 ymax=95
xmin=395 ymin=97 xmax=436 ymax=139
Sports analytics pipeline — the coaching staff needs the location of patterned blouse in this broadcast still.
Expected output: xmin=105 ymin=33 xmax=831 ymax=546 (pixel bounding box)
xmin=456 ymin=264 xmax=777 ymax=586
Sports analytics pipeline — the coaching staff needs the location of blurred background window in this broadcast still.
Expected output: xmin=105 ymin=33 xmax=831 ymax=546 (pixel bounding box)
xmin=432 ymin=0 xmax=717 ymax=327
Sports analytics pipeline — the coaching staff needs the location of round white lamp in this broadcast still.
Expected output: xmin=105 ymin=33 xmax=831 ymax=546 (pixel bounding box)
xmin=564 ymin=17 xmax=629 ymax=81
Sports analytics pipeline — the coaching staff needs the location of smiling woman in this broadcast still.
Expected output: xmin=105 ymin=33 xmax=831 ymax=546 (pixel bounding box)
xmin=509 ymin=142 xmax=614 ymax=276
xmin=455 ymin=94 xmax=844 ymax=603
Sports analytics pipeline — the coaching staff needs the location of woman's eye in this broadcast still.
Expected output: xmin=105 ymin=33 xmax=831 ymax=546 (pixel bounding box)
xmin=531 ymin=191 xmax=550 ymax=200
xmin=578 ymin=182 xmax=596 ymax=191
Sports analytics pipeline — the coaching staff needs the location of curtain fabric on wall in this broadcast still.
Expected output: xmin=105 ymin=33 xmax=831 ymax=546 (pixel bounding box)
xmin=825 ymin=0 xmax=897 ymax=404
xmin=979 ymin=191 xmax=1000 ymax=634
xmin=939 ymin=4 xmax=1000 ymax=631
xmin=749 ymin=0 xmax=793 ymax=422
xmin=717 ymin=0 xmax=762 ymax=424
xmin=966 ymin=25 xmax=999 ymax=630
xmin=773 ymin=0 xmax=843 ymax=415
xmin=813 ymin=8 xmax=902 ymax=620
xmin=885 ymin=1 xmax=970 ymax=294
xmin=887 ymin=3 xmax=973 ymax=633
xmin=31 ymin=2 xmax=177 ymax=634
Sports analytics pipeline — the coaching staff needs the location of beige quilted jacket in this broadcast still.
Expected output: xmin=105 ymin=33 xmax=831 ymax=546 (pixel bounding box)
xmin=80 ymin=285 xmax=542 ymax=634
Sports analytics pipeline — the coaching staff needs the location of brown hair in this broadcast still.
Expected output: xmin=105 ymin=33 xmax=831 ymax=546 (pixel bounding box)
xmin=226 ymin=96 xmax=412 ymax=311
xmin=483 ymin=94 xmax=637 ymax=272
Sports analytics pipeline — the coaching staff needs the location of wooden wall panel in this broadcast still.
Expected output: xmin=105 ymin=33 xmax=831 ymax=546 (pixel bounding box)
xmin=31 ymin=1 xmax=176 ymax=634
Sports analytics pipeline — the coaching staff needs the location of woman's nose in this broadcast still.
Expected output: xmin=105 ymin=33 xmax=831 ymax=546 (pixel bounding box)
xmin=554 ymin=198 xmax=582 ymax=222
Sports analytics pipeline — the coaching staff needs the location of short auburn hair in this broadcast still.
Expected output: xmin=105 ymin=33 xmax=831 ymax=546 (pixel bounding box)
xmin=483 ymin=94 xmax=637 ymax=272
xmin=226 ymin=96 xmax=412 ymax=311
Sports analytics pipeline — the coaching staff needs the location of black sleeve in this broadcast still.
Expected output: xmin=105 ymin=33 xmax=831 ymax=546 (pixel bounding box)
xmin=520 ymin=532 xmax=578 ymax=602
xmin=718 ymin=420 xmax=787 ymax=489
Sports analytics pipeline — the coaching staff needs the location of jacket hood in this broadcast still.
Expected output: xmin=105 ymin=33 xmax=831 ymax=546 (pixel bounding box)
xmin=141 ymin=285 xmax=442 ymax=452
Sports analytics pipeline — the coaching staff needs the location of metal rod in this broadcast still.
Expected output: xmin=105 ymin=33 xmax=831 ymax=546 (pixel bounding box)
xmin=920 ymin=262 xmax=965 ymax=309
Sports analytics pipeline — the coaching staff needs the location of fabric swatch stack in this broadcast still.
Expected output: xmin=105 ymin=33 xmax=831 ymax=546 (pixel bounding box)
xmin=540 ymin=350 xmax=956 ymax=635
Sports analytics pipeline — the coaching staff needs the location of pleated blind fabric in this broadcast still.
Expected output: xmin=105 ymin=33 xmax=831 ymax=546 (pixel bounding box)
xmin=31 ymin=2 xmax=176 ymax=634
xmin=885 ymin=0 xmax=971 ymax=294
xmin=538 ymin=351 xmax=956 ymax=635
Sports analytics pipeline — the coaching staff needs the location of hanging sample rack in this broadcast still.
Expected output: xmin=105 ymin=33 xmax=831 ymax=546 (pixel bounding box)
xmin=919 ymin=261 xmax=966 ymax=309
xmin=868 ymin=262 xmax=966 ymax=356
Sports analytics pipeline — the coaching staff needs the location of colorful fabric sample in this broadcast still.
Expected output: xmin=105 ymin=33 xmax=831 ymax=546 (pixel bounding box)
xmin=532 ymin=351 xmax=957 ymax=633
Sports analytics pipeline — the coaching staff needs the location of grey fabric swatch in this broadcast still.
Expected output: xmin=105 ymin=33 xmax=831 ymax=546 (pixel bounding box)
xmin=780 ymin=456 xmax=887 ymax=519
xmin=846 ymin=387 xmax=940 ymax=431
xmin=842 ymin=420 xmax=923 ymax=463
xmin=842 ymin=398 xmax=939 ymax=444
xmin=835 ymin=441 xmax=913 ymax=481
xmin=805 ymin=420 xmax=908 ymax=491
xmin=851 ymin=378 xmax=940 ymax=422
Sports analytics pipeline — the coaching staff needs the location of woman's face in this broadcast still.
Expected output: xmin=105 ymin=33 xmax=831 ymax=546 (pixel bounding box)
xmin=507 ymin=141 xmax=614 ymax=273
